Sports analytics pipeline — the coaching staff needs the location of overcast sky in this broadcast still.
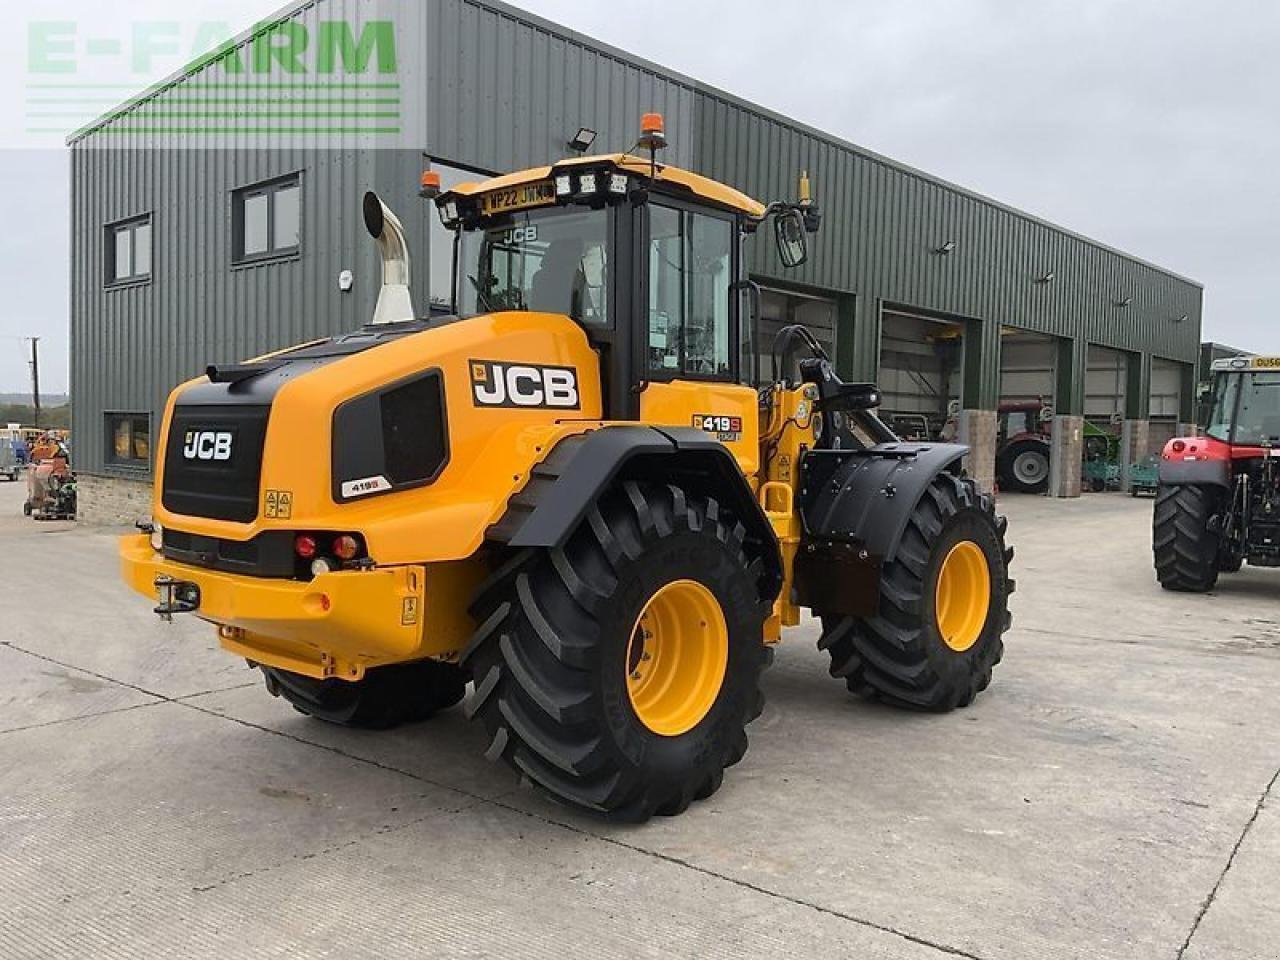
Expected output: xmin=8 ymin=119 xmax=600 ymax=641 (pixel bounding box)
xmin=1 ymin=0 xmax=1275 ymax=393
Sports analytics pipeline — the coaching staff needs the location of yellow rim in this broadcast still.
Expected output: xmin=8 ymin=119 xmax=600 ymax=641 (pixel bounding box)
xmin=626 ymin=579 xmax=729 ymax=737
xmin=934 ymin=540 xmax=992 ymax=653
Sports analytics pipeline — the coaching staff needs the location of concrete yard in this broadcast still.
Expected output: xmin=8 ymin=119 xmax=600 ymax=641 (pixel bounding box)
xmin=1 ymin=478 xmax=1277 ymax=960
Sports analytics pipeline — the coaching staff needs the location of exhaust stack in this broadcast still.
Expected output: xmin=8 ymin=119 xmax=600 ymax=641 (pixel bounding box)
xmin=362 ymin=191 xmax=416 ymax=325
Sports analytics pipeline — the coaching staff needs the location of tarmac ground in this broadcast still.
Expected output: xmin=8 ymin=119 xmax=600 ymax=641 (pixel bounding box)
xmin=1 ymin=477 xmax=1277 ymax=959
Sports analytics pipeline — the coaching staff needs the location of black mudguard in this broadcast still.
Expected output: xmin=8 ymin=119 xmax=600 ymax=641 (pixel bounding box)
xmin=795 ymin=442 xmax=968 ymax=618
xmin=1157 ymin=457 xmax=1231 ymax=488
xmin=490 ymin=425 xmax=783 ymax=600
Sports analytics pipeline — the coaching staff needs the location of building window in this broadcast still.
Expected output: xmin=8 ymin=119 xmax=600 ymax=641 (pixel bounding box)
xmin=106 ymin=215 xmax=152 ymax=286
xmin=106 ymin=413 xmax=151 ymax=467
xmin=426 ymin=157 xmax=494 ymax=311
xmin=233 ymin=175 xmax=301 ymax=263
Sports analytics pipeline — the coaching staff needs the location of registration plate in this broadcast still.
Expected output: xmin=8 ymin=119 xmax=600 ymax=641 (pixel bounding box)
xmin=479 ymin=180 xmax=556 ymax=215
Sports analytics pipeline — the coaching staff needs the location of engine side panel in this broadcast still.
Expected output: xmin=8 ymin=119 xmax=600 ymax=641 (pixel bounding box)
xmin=152 ymin=312 xmax=606 ymax=565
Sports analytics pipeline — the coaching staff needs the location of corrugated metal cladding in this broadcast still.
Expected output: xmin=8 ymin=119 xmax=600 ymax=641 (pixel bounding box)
xmin=69 ymin=0 xmax=1202 ymax=476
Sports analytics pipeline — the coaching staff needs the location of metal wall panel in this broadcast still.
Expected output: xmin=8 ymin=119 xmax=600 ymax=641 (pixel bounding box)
xmin=70 ymin=0 xmax=1203 ymax=477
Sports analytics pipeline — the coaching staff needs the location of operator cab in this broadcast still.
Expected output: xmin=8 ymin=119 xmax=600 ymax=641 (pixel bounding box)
xmin=1205 ymin=356 xmax=1280 ymax=448
xmin=428 ymin=116 xmax=818 ymax=422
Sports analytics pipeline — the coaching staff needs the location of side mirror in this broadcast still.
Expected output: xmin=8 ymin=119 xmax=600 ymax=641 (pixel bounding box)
xmin=774 ymin=209 xmax=808 ymax=268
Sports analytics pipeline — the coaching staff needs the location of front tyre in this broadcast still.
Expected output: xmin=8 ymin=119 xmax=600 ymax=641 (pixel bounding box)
xmin=1153 ymin=483 xmax=1221 ymax=592
xmin=260 ymin=659 xmax=468 ymax=729
xmin=463 ymin=482 xmax=771 ymax=822
xmin=818 ymin=474 xmax=1013 ymax=711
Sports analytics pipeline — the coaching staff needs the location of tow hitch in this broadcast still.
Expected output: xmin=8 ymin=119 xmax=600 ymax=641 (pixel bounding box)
xmin=154 ymin=575 xmax=201 ymax=622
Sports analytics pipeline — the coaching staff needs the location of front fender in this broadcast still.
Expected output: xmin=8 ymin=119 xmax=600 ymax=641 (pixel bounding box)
xmin=799 ymin=442 xmax=969 ymax=562
xmin=1157 ymin=457 xmax=1231 ymax=487
xmin=489 ymin=424 xmax=783 ymax=602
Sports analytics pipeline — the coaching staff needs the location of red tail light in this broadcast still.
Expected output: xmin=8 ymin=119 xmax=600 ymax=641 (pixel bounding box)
xmin=332 ymin=534 xmax=363 ymax=561
xmin=1172 ymin=440 xmax=1186 ymax=453
xmin=294 ymin=534 xmax=318 ymax=559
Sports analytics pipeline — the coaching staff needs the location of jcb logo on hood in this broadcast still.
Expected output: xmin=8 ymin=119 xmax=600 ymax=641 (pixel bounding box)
xmin=470 ymin=360 xmax=580 ymax=409
xmin=183 ymin=430 xmax=234 ymax=462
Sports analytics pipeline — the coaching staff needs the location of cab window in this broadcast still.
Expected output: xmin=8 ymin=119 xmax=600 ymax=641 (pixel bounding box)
xmin=458 ymin=207 xmax=609 ymax=325
xmin=1206 ymin=373 xmax=1241 ymax=443
xmin=647 ymin=205 xmax=734 ymax=378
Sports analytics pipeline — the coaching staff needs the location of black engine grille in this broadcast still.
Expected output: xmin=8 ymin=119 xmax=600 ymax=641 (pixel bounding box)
xmin=162 ymin=404 xmax=270 ymax=522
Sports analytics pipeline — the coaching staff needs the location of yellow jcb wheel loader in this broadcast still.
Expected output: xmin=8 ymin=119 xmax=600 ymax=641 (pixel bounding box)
xmin=121 ymin=114 xmax=1013 ymax=821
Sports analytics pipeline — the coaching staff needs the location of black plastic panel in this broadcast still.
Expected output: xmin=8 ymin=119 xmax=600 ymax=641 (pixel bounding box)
xmin=161 ymin=404 xmax=270 ymax=522
xmin=162 ymin=528 xmax=300 ymax=578
xmin=331 ymin=370 xmax=448 ymax=502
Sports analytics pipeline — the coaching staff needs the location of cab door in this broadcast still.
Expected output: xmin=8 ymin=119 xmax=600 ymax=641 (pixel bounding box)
xmin=638 ymin=201 xmax=759 ymax=477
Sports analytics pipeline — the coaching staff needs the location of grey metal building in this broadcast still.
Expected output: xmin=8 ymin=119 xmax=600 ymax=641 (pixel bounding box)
xmin=68 ymin=0 xmax=1203 ymax=519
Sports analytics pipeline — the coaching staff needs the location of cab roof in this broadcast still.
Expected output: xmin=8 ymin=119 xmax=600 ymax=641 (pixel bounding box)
xmin=442 ymin=153 xmax=767 ymax=219
xmin=1211 ymin=355 xmax=1280 ymax=372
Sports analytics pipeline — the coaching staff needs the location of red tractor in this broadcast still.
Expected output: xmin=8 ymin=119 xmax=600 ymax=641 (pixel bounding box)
xmin=1154 ymin=354 xmax=1280 ymax=590
xmin=995 ymin=400 xmax=1053 ymax=493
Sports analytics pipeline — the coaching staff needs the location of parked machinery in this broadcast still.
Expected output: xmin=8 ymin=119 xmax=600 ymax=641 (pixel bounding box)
xmin=1154 ymin=354 xmax=1280 ymax=590
xmin=1 ymin=435 xmax=21 ymax=482
xmin=994 ymin=400 xmax=1053 ymax=493
xmin=24 ymin=435 xmax=76 ymax=520
xmin=120 ymin=116 xmax=1014 ymax=820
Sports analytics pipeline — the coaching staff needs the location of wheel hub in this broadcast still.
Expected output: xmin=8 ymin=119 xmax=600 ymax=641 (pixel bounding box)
xmin=934 ymin=540 xmax=992 ymax=652
xmin=1013 ymin=450 xmax=1048 ymax=484
xmin=626 ymin=579 xmax=729 ymax=736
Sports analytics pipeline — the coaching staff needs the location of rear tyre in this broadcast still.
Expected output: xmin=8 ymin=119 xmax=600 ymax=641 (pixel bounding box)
xmin=463 ymin=482 xmax=770 ymax=822
xmin=817 ymin=474 xmax=1013 ymax=711
xmin=997 ymin=440 xmax=1050 ymax=494
xmin=1153 ymin=484 xmax=1222 ymax=592
xmin=260 ymin=659 xmax=468 ymax=729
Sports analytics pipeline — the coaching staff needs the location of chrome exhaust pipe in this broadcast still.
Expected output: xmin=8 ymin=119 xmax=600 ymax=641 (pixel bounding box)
xmin=362 ymin=191 xmax=416 ymax=325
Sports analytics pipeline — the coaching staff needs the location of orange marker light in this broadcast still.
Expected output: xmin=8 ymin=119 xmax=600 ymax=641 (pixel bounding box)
xmin=419 ymin=170 xmax=442 ymax=199
xmin=638 ymin=112 xmax=668 ymax=154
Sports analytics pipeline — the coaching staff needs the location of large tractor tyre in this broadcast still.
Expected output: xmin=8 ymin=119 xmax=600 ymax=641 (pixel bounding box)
xmin=997 ymin=440 xmax=1050 ymax=494
xmin=817 ymin=474 xmax=1013 ymax=711
xmin=259 ymin=659 xmax=468 ymax=729
xmin=1153 ymin=484 xmax=1222 ymax=592
xmin=464 ymin=481 xmax=771 ymax=822
xmin=1218 ymin=553 xmax=1244 ymax=574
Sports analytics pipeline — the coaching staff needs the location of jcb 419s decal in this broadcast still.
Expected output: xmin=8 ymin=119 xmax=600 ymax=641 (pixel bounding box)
xmin=692 ymin=414 xmax=743 ymax=442
xmin=470 ymin=360 xmax=580 ymax=409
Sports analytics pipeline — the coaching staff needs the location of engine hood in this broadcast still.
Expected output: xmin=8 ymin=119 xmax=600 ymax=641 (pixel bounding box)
xmin=154 ymin=311 xmax=604 ymax=565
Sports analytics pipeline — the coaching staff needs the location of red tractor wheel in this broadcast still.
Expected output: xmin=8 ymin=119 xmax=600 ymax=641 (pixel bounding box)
xmin=1153 ymin=484 xmax=1221 ymax=592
